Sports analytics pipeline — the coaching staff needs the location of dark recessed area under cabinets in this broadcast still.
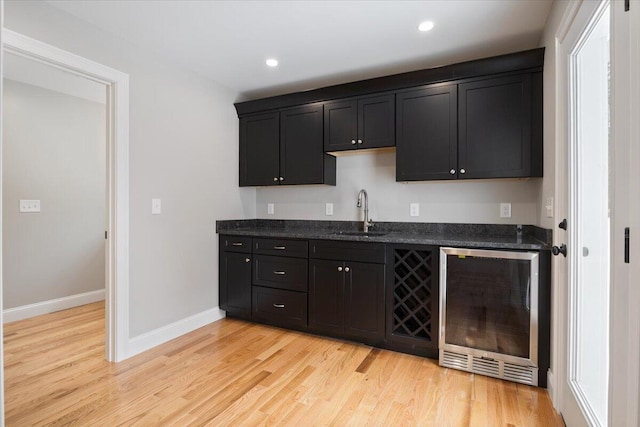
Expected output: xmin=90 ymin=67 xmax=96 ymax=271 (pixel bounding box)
xmin=235 ymin=48 xmax=544 ymax=187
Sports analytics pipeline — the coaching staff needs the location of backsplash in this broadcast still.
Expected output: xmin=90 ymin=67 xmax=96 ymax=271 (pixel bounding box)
xmin=256 ymin=151 xmax=541 ymax=225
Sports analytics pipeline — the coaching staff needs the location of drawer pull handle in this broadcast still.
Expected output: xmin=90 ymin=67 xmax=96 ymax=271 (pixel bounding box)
xmin=273 ymin=271 xmax=286 ymax=275
xmin=245 ymin=258 xmax=250 ymax=263
xmin=273 ymin=304 xmax=285 ymax=308
xmin=274 ymin=246 xmax=286 ymax=250
xmin=231 ymin=242 xmax=243 ymax=246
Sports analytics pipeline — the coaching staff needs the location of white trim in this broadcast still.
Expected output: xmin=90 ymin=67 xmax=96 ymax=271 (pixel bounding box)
xmin=127 ymin=308 xmax=225 ymax=357
xmin=1 ymin=2 xmax=6 ymax=424
xmin=547 ymin=369 xmax=555 ymax=404
xmin=1 ymin=29 xmax=130 ymax=362
xmin=3 ymin=290 xmax=106 ymax=324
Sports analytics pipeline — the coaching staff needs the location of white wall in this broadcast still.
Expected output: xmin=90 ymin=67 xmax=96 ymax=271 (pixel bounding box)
xmin=3 ymin=0 xmax=255 ymax=337
xmin=257 ymin=150 xmax=541 ymax=224
xmin=2 ymin=79 xmax=105 ymax=309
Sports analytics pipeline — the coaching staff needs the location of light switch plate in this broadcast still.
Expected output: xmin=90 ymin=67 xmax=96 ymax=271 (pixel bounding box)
xmin=545 ymin=197 xmax=554 ymax=218
xmin=267 ymin=203 xmax=275 ymax=215
xmin=152 ymin=198 xmax=161 ymax=215
xmin=410 ymin=203 xmax=419 ymax=217
xmin=325 ymin=203 xmax=334 ymax=216
xmin=500 ymin=203 xmax=512 ymax=218
xmin=20 ymin=200 xmax=41 ymax=213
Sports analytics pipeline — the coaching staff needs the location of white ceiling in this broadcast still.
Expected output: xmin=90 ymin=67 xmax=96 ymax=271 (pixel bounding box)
xmin=44 ymin=0 xmax=553 ymax=100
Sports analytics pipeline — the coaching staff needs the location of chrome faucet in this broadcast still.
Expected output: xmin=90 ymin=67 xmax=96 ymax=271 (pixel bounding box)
xmin=357 ymin=189 xmax=374 ymax=232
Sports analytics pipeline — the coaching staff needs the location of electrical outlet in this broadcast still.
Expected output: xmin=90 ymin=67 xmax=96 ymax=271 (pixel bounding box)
xmin=20 ymin=200 xmax=41 ymax=213
xmin=325 ymin=203 xmax=334 ymax=216
xmin=267 ymin=203 xmax=274 ymax=215
xmin=410 ymin=203 xmax=419 ymax=217
xmin=152 ymin=198 xmax=161 ymax=215
xmin=500 ymin=203 xmax=512 ymax=218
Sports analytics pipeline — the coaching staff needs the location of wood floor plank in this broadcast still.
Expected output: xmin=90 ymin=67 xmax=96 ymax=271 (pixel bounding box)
xmin=4 ymin=302 xmax=563 ymax=426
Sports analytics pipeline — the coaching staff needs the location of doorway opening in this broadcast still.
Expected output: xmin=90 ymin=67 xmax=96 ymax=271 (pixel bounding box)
xmin=1 ymin=29 xmax=130 ymax=362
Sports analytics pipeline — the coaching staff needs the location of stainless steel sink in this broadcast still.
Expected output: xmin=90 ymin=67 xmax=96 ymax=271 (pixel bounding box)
xmin=332 ymin=231 xmax=388 ymax=237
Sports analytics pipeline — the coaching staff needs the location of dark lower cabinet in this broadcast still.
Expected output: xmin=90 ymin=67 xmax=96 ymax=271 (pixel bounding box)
xmin=344 ymin=261 xmax=385 ymax=342
xmin=219 ymin=249 xmax=252 ymax=320
xmin=309 ymin=258 xmax=385 ymax=345
xmin=386 ymin=245 xmax=439 ymax=358
xmin=252 ymin=286 xmax=307 ymax=329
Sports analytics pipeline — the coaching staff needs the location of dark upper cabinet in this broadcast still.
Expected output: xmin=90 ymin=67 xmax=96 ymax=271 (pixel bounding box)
xmin=458 ymin=74 xmax=533 ymax=179
xmin=239 ymin=104 xmax=336 ymax=187
xmin=396 ymin=73 xmax=541 ymax=181
xmin=396 ymin=84 xmax=458 ymax=181
xmin=239 ymin=112 xmax=279 ymax=186
xmin=219 ymin=238 xmax=252 ymax=320
xmin=324 ymin=94 xmax=394 ymax=151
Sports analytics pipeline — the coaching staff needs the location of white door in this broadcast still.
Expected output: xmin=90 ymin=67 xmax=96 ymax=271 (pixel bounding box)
xmin=556 ymin=1 xmax=610 ymax=425
xmin=556 ymin=1 xmax=640 ymax=426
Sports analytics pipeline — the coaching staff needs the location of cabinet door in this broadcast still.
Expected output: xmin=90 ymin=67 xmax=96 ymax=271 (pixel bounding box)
xmin=219 ymin=251 xmax=252 ymax=320
xmin=396 ymin=85 xmax=458 ymax=181
xmin=239 ymin=112 xmax=280 ymax=186
xmin=458 ymin=74 xmax=532 ymax=179
xmin=358 ymin=94 xmax=395 ymax=149
xmin=344 ymin=262 xmax=385 ymax=343
xmin=324 ymin=99 xmax=357 ymax=151
xmin=309 ymin=259 xmax=345 ymax=335
xmin=280 ymin=104 xmax=325 ymax=184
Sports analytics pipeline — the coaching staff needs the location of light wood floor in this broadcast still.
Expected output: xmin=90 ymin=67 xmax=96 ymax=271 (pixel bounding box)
xmin=4 ymin=302 xmax=564 ymax=426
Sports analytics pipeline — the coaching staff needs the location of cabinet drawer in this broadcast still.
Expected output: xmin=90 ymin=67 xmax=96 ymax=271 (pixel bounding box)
xmin=310 ymin=240 xmax=385 ymax=263
xmin=252 ymin=286 xmax=307 ymax=328
xmin=254 ymin=238 xmax=308 ymax=258
xmin=253 ymin=255 xmax=308 ymax=292
xmin=220 ymin=235 xmax=252 ymax=253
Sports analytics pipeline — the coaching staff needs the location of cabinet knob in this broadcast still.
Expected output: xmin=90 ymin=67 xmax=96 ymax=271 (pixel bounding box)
xmin=273 ymin=177 xmax=278 ymax=182
xmin=344 ymin=266 xmax=350 ymax=272
xmin=357 ymin=139 xmax=363 ymax=145
xmin=351 ymin=140 xmax=356 ymax=145
xmin=449 ymin=169 xmax=456 ymax=175
xmin=279 ymin=177 xmax=284 ymax=181
xmin=460 ymin=168 xmax=466 ymax=174
xmin=245 ymin=258 xmax=250 ymax=263
xmin=337 ymin=266 xmax=343 ymax=272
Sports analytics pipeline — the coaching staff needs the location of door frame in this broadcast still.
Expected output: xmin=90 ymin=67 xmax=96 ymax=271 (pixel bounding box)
xmin=1 ymin=29 xmax=130 ymax=362
xmin=553 ymin=1 xmax=640 ymax=426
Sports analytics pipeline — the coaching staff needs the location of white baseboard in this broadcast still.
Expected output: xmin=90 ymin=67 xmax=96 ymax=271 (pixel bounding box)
xmin=126 ymin=307 xmax=226 ymax=358
xmin=547 ymin=369 xmax=557 ymax=407
xmin=3 ymin=289 xmax=106 ymax=323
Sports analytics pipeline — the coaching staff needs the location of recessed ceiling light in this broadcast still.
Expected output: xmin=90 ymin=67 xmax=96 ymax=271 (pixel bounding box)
xmin=266 ymin=58 xmax=279 ymax=67
xmin=418 ymin=21 xmax=434 ymax=32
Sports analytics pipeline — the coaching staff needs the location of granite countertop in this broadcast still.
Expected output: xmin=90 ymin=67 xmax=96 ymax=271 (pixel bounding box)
xmin=216 ymin=219 xmax=552 ymax=251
